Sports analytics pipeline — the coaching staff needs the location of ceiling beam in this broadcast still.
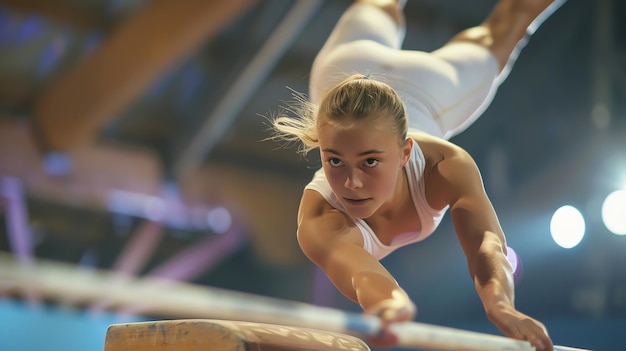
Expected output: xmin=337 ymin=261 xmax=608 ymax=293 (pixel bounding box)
xmin=590 ymin=0 xmax=615 ymax=130
xmin=173 ymin=0 xmax=323 ymax=180
xmin=0 ymin=119 xmax=305 ymax=267
xmin=33 ymin=0 xmax=255 ymax=151
xmin=0 ymin=119 xmax=163 ymax=208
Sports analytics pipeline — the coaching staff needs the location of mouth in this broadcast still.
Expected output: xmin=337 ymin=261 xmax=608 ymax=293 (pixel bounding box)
xmin=343 ymin=197 xmax=371 ymax=206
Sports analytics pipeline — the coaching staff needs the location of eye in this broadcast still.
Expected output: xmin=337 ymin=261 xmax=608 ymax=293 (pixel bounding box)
xmin=363 ymin=158 xmax=379 ymax=168
xmin=328 ymin=158 xmax=343 ymax=167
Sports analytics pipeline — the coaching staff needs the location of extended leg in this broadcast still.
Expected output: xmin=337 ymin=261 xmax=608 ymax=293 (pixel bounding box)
xmin=354 ymin=0 xmax=405 ymax=29
xmin=450 ymin=0 xmax=566 ymax=80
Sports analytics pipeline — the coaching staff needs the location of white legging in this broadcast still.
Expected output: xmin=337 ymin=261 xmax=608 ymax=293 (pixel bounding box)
xmin=309 ymin=3 xmax=500 ymax=140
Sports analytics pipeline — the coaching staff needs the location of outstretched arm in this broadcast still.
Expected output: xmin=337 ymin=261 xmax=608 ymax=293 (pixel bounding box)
xmin=433 ymin=144 xmax=553 ymax=351
xmin=297 ymin=190 xmax=416 ymax=347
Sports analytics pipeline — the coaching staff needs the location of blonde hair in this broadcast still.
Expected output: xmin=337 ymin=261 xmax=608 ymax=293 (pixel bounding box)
xmin=270 ymin=74 xmax=408 ymax=155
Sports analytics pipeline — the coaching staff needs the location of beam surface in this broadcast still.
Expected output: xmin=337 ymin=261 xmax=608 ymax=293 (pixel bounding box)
xmin=104 ymin=319 xmax=371 ymax=351
xmin=0 ymin=254 xmax=590 ymax=351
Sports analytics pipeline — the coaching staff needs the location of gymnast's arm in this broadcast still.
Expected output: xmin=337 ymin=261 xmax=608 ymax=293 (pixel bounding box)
xmin=297 ymin=190 xmax=416 ymax=325
xmin=430 ymin=141 xmax=553 ymax=351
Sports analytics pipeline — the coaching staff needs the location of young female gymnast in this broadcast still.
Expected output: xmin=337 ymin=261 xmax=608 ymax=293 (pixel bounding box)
xmin=271 ymin=0 xmax=564 ymax=350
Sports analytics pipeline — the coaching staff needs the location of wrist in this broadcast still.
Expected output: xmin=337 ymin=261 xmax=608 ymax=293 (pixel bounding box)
xmin=365 ymin=290 xmax=416 ymax=323
xmin=477 ymin=279 xmax=515 ymax=313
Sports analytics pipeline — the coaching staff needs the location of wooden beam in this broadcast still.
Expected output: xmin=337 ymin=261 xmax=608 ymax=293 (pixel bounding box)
xmin=0 ymin=119 xmax=305 ymax=266
xmin=173 ymin=0 xmax=322 ymax=179
xmin=33 ymin=0 xmax=255 ymax=151
xmin=104 ymin=319 xmax=371 ymax=351
xmin=0 ymin=119 xmax=163 ymax=208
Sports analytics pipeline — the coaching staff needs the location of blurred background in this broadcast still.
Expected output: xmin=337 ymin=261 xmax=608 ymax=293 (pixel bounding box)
xmin=0 ymin=0 xmax=624 ymax=350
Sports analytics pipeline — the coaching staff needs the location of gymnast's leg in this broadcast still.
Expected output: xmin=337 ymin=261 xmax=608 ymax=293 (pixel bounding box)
xmin=309 ymin=0 xmax=406 ymax=103
xmin=432 ymin=0 xmax=565 ymax=138
xmin=353 ymin=0 xmax=405 ymax=28
xmin=449 ymin=0 xmax=566 ymax=83
xmin=309 ymin=0 xmax=564 ymax=139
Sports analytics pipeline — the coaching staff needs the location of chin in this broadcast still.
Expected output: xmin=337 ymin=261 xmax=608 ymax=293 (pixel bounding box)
xmin=344 ymin=206 xmax=376 ymax=220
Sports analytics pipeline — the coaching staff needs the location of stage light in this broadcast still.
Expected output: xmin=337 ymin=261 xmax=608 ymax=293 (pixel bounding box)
xmin=207 ymin=206 xmax=232 ymax=234
xmin=42 ymin=152 xmax=72 ymax=176
xmin=601 ymin=189 xmax=626 ymax=235
xmin=550 ymin=205 xmax=585 ymax=249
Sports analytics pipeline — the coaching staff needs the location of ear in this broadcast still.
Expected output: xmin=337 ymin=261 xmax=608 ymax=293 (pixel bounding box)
xmin=400 ymin=137 xmax=413 ymax=168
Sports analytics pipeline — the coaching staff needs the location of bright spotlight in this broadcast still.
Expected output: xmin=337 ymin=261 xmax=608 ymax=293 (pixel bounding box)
xmin=550 ymin=205 xmax=586 ymax=249
xmin=601 ymin=190 xmax=626 ymax=235
xmin=207 ymin=206 xmax=232 ymax=234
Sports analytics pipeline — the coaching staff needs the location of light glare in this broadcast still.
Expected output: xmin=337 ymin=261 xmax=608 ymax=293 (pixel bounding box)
xmin=601 ymin=190 xmax=626 ymax=235
xmin=207 ymin=207 xmax=232 ymax=234
xmin=550 ymin=205 xmax=585 ymax=249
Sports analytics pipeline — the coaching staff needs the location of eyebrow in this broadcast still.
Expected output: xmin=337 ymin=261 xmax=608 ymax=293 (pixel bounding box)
xmin=321 ymin=148 xmax=385 ymax=157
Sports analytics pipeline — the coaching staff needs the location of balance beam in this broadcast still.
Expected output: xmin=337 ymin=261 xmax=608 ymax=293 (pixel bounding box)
xmin=104 ymin=319 xmax=370 ymax=351
xmin=0 ymin=253 xmax=591 ymax=351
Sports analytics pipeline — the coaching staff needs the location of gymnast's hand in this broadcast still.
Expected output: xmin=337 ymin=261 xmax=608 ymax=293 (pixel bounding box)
xmin=362 ymin=293 xmax=416 ymax=348
xmin=487 ymin=302 xmax=553 ymax=351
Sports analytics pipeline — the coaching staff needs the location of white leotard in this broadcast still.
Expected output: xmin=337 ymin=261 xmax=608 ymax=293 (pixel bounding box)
xmin=309 ymin=3 xmax=500 ymax=139
xmin=305 ymin=142 xmax=448 ymax=260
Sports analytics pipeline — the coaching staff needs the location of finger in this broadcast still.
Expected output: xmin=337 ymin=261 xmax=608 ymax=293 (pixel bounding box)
xmin=365 ymin=328 xmax=399 ymax=348
xmin=531 ymin=328 xmax=553 ymax=351
xmin=529 ymin=334 xmax=553 ymax=351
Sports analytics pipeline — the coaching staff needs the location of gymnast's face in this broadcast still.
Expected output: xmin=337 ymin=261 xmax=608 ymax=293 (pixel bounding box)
xmin=317 ymin=115 xmax=412 ymax=219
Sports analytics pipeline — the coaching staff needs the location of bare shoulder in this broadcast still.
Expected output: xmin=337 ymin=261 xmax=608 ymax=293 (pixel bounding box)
xmin=408 ymin=130 xmax=473 ymax=168
xmin=408 ymin=131 xmax=480 ymax=207
xmin=298 ymin=190 xmax=364 ymax=261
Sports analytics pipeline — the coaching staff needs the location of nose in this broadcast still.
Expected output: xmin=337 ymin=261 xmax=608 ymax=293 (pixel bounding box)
xmin=344 ymin=169 xmax=363 ymax=189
